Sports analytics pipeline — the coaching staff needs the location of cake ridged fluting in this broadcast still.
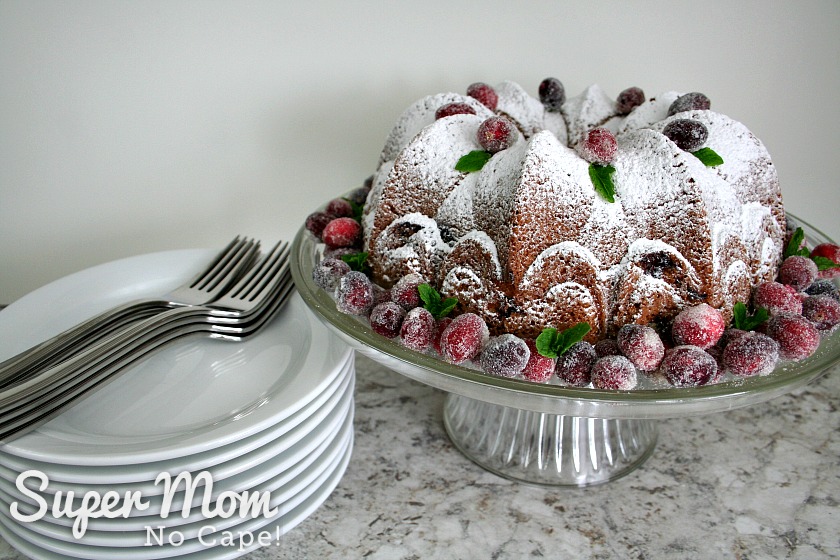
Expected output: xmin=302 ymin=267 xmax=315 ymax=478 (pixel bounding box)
xmin=362 ymin=81 xmax=785 ymax=341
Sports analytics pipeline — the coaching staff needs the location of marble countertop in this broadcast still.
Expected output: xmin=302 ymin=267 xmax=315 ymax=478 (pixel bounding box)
xmin=1 ymin=353 xmax=838 ymax=560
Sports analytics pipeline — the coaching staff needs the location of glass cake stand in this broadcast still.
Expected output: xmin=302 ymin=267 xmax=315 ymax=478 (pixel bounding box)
xmin=290 ymin=213 xmax=840 ymax=487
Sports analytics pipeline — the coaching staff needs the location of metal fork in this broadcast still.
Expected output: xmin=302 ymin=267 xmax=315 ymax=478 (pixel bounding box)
xmin=0 ymin=236 xmax=260 ymax=390
xmin=0 ymin=242 xmax=293 ymax=442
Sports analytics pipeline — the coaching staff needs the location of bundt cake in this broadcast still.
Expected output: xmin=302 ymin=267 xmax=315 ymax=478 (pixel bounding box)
xmin=362 ymin=80 xmax=786 ymax=342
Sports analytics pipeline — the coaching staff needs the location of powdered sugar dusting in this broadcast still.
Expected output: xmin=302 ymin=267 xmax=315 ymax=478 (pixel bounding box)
xmin=365 ymin=80 xmax=786 ymax=339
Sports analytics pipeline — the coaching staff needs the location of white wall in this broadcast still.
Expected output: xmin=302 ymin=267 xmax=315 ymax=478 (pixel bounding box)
xmin=2 ymin=0 xmax=838 ymax=304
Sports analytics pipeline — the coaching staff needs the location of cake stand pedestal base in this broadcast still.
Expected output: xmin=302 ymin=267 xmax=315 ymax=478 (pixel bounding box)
xmin=443 ymin=394 xmax=658 ymax=487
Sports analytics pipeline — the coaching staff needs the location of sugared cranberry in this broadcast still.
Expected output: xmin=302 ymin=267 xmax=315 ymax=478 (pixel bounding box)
xmin=594 ymin=338 xmax=622 ymax=357
xmin=439 ymin=313 xmax=489 ymax=364
xmin=616 ymin=87 xmax=645 ymax=115
xmin=591 ymin=355 xmax=637 ymax=390
xmin=322 ymin=217 xmax=362 ymax=249
xmin=346 ymin=185 xmax=371 ymax=206
xmin=372 ymin=283 xmax=391 ymax=306
xmin=670 ymin=303 xmax=726 ymax=350
xmin=522 ymin=339 xmax=556 ymax=383
xmin=400 ymin=307 xmax=436 ymax=352
xmin=325 ymin=198 xmax=353 ymax=218
xmin=802 ymin=295 xmax=840 ymax=332
xmin=370 ymin=302 xmax=406 ymax=339
xmin=577 ymin=128 xmax=617 ymax=165
xmin=305 ymin=211 xmax=334 ymax=239
xmin=810 ymin=243 xmax=840 ymax=279
xmin=661 ymin=346 xmax=717 ymax=387
xmin=538 ymin=78 xmax=565 ymax=111
xmin=805 ymin=279 xmax=840 ymax=301
xmin=617 ymin=324 xmax=665 ymax=371
xmin=722 ymin=331 xmax=779 ymax=377
xmin=752 ymin=281 xmax=803 ymax=316
xmin=390 ymin=273 xmax=425 ymax=310
xmin=335 ymin=271 xmax=374 ymax=316
xmin=435 ymin=102 xmax=476 ymax=120
xmin=765 ymin=313 xmax=820 ymax=361
xmin=477 ymin=116 xmax=517 ymax=153
xmin=667 ymin=92 xmax=711 ymax=116
xmin=662 ymin=119 xmax=708 ymax=152
xmin=555 ymin=341 xmax=597 ymax=386
xmin=312 ymin=257 xmax=350 ymax=291
xmin=432 ymin=317 xmax=453 ymax=355
xmin=480 ymin=334 xmax=531 ymax=378
xmin=322 ymin=246 xmax=356 ymax=261
xmin=778 ymin=256 xmax=818 ymax=291
xmin=466 ymin=82 xmax=498 ymax=111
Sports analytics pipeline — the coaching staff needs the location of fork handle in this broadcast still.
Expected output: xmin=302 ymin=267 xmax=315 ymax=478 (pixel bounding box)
xmin=0 ymin=298 xmax=171 ymax=390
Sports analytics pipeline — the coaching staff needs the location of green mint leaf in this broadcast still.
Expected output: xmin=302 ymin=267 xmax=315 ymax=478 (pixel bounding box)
xmin=812 ymin=255 xmax=838 ymax=271
xmin=535 ymin=328 xmax=562 ymax=359
xmin=692 ymin=147 xmax=724 ymax=167
xmin=732 ymin=301 xmax=769 ymax=331
xmin=535 ymin=323 xmax=592 ymax=358
xmin=418 ymin=283 xmax=458 ymax=319
xmin=340 ymin=252 xmax=370 ymax=274
xmin=418 ymin=283 xmax=440 ymax=307
xmin=784 ymin=227 xmax=806 ymax=259
xmin=343 ymin=198 xmax=365 ymax=222
xmin=434 ymin=297 xmax=459 ymax=319
xmin=588 ymin=164 xmax=616 ymax=203
xmin=455 ymin=150 xmax=492 ymax=172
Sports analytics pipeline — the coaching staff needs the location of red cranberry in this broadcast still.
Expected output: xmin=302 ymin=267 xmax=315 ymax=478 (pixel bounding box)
xmin=439 ymin=313 xmax=488 ymax=364
xmin=752 ymin=281 xmax=803 ymax=316
xmin=466 ymin=82 xmax=498 ymax=111
xmin=432 ymin=317 xmax=453 ymax=355
xmin=435 ymin=102 xmax=476 ymax=120
xmin=370 ymin=302 xmax=406 ymax=339
xmin=616 ymin=87 xmax=645 ymax=115
xmin=346 ymin=185 xmax=371 ymax=206
xmin=577 ymin=128 xmax=617 ymax=165
xmin=662 ymin=119 xmax=708 ymax=152
xmin=325 ymin=198 xmax=353 ymax=218
xmin=400 ymin=307 xmax=436 ymax=352
xmin=335 ymin=271 xmax=374 ymax=316
xmin=617 ymin=324 xmax=665 ymax=371
xmin=322 ymin=217 xmax=362 ymax=249
xmin=372 ymin=284 xmax=391 ymax=306
xmin=477 ymin=116 xmax=517 ymax=153
xmin=667 ymin=92 xmax=711 ymax=116
xmin=594 ymin=339 xmax=622 ymax=357
xmin=722 ymin=331 xmax=780 ymax=377
xmin=322 ymin=246 xmax=356 ymax=261
xmin=670 ymin=303 xmax=726 ymax=349
xmin=538 ymin=78 xmax=565 ymax=111
xmin=591 ymin=355 xmax=637 ymax=390
xmin=480 ymin=335 xmax=531 ymax=378
xmin=312 ymin=257 xmax=350 ymax=291
xmin=805 ymin=279 xmax=840 ymax=301
xmin=811 ymin=243 xmax=840 ymax=279
xmin=802 ymin=295 xmax=840 ymax=332
xmin=778 ymin=256 xmax=818 ymax=291
xmin=765 ymin=313 xmax=821 ymax=361
xmin=305 ymin=211 xmax=334 ymax=239
xmin=555 ymin=341 xmax=597 ymax=386
xmin=390 ymin=273 xmax=426 ymax=310
xmin=661 ymin=346 xmax=717 ymax=387
xmin=521 ymin=339 xmax=556 ymax=383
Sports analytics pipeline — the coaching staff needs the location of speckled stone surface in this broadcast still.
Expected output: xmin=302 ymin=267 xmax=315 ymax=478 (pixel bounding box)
xmin=1 ymin=353 xmax=838 ymax=560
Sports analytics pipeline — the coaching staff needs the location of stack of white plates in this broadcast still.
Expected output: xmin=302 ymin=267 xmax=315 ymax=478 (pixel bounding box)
xmin=0 ymin=250 xmax=354 ymax=559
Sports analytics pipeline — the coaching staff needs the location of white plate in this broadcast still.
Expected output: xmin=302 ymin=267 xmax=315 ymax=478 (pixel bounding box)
xmin=0 ymin=356 xmax=353 ymax=488
xmin=0 ymin=368 xmax=354 ymax=524
xmin=0 ymin=428 xmax=352 ymax=559
xmin=0 ymin=400 xmax=353 ymax=546
xmin=0 ymin=249 xmax=352 ymax=465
